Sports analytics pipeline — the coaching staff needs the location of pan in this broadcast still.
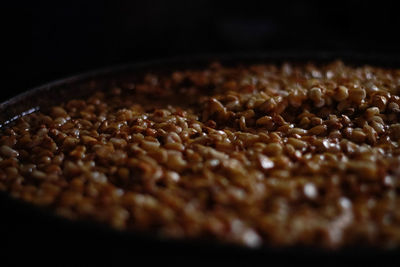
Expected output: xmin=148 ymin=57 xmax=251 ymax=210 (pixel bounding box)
xmin=1 ymin=51 xmax=400 ymax=266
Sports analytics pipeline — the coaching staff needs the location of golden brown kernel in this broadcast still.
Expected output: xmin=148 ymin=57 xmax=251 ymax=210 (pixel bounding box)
xmin=1 ymin=61 xmax=400 ymax=250
xmin=334 ymin=86 xmax=349 ymax=101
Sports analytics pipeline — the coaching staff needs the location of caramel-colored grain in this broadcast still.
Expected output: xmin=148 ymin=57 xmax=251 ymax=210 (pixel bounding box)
xmin=1 ymin=61 xmax=400 ymax=249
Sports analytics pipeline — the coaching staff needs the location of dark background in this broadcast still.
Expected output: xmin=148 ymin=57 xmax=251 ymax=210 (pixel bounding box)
xmin=4 ymin=0 xmax=400 ymax=102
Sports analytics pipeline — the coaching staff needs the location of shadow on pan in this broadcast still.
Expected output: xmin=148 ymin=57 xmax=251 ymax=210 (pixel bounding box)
xmin=1 ymin=52 xmax=400 ymax=266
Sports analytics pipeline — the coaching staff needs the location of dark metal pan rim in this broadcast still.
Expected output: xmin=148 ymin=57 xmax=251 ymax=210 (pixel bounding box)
xmin=1 ymin=51 xmax=400 ymax=260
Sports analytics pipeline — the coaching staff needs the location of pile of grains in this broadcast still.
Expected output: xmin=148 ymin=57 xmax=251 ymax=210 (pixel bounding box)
xmin=1 ymin=61 xmax=400 ymax=249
